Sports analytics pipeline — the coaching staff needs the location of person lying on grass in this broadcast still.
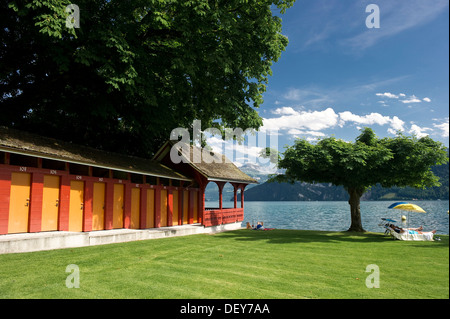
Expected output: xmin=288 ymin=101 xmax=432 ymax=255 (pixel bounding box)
xmin=388 ymin=224 xmax=436 ymax=235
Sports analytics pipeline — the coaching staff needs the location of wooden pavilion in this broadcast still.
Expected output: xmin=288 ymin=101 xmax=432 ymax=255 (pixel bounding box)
xmin=154 ymin=141 xmax=257 ymax=227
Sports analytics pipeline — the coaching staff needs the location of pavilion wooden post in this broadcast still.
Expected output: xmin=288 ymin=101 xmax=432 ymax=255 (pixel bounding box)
xmin=215 ymin=181 xmax=226 ymax=210
xmin=192 ymin=172 xmax=208 ymax=225
xmin=233 ymin=184 xmax=238 ymax=209
xmin=231 ymin=183 xmax=243 ymax=209
xmin=213 ymin=181 xmax=226 ymax=224
xmin=240 ymin=184 xmax=247 ymax=209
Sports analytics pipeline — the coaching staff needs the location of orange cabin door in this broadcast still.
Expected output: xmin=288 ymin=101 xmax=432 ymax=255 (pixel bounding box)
xmin=8 ymin=172 xmax=31 ymax=234
xmin=113 ymin=184 xmax=124 ymax=229
xmin=92 ymin=182 xmax=106 ymax=231
xmin=193 ymin=191 xmax=198 ymax=223
xmin=41 ymin=175 xmax=61 ymax=231
xmin=146 ymin=189 xmax=155 ymax=228
xmin=172 ymin=190 xmax=179 ymax=226
xmin=160 ymin=189 xmax=167 ymax=227
xmin=69 ymin=180 xmax=84 ymax=232
xmin=130 ymin=188 xmax=140 ymax=229
xmin=182 ymin=190 xmax=189 ymax=225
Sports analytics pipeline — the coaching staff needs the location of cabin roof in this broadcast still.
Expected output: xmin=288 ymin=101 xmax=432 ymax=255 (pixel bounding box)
xmin=0 ymin=126 xmax=191 ymax=181
xmin=154 ymin=140 xmax=258 ymax=184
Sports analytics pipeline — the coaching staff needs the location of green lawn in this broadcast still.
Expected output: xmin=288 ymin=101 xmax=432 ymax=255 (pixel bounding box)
xmin=0 ymin=229 xmax=448 ymax=299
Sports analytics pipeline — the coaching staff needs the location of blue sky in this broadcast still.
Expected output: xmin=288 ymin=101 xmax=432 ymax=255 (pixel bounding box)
xmin=206 ymin=0 xmax=449 ymax=167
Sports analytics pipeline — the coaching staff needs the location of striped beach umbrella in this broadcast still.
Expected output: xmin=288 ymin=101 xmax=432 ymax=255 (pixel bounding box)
xmin=388 ymin=202 xmax=426 ymax=213
xmin=388 ymin=202 xmax=426 ymax=237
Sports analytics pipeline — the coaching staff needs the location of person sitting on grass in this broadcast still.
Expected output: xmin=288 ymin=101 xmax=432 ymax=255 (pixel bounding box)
xmin=255 ymin=222 xmax=264 ymax=230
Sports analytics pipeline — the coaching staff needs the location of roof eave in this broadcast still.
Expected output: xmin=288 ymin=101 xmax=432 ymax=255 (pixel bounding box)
xmin=0 ymin=145 xmax=193 ymax=182
xmin=207 ymin=177 xmax=258 ymax=184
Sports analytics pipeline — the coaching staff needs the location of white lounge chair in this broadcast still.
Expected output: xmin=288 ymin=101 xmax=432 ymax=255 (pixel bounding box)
xmin=386 ymin=226 xmax=434 ymax=241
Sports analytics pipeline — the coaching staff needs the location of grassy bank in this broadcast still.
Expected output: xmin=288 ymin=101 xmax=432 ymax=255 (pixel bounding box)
xmin=0 ymin=229 xmax=448 ymax=299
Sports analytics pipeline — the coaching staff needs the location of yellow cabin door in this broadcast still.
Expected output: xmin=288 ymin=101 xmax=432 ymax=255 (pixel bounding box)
xmin=160 ymin=189 xmax=167 ymax=227
xmin=172 ymin=190 xmax=179 ymax=226
xmin=113 ymin=184 xmax=124 ymax=229
xmin=69 ymin=181 xmax=84 ymax=232
xmin=92 ymin=182 xmax=105 ymax=231
xmin=146 ymin=189 xmax=155 ymax=228
xmin=8 ymin=172 xmax=31 ymax=234
xmin=183 ymin=190 xmax=189 ymax=225
xmin=130 ymin=188 xmax=140 ymax=229
xmin=41 ymin=175 xmax=60 ymax=231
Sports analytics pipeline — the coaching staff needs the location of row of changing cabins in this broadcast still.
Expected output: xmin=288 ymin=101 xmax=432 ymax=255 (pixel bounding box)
xmin=0 ymin=127 xmax=256 ymax=236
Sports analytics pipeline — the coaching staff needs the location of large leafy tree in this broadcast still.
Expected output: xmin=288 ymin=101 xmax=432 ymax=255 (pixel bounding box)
xmin=270 ymin=128 xmax=448 ymax=232
xmin=1 ymin=0 xmax=294 ymax=156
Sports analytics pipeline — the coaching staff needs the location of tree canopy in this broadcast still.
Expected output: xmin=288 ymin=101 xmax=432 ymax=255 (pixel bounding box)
xmin=1 ymin=0 xmax=294 ymax=157
xmin=271 ymin=128 xmax=449 ymax=232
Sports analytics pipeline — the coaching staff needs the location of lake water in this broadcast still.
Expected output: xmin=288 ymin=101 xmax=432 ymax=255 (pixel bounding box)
xmin=206 ymin=200 xmax=449 ymax=235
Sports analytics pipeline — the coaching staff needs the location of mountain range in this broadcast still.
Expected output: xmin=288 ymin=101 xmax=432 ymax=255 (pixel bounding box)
xmin=241 ymin=161 xmax=449 ymax=202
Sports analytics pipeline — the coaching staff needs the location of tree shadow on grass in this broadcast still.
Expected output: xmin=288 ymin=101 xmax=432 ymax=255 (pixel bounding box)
xmin=216 ymin=229 xmax=449 ymax=247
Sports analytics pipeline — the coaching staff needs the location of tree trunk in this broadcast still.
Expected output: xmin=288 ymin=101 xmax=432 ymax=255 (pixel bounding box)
xmin=347 ymin=187 xmax=366 ymax=232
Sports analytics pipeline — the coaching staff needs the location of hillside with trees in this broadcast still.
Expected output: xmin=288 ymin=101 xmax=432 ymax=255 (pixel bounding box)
xmin=244 ymin=158 xmax=449 ymax=201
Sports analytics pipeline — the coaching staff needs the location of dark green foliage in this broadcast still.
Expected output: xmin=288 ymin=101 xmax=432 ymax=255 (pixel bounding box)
xmin=1 ymin=0 xmax=294 ymax=156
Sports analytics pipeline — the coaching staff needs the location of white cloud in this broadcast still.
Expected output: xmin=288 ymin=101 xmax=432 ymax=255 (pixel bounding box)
xmin=306 ymin=131 xmax=327 ymax=137
xmin=390 ymin=116 xmax=406 ymax=131
xmin=204 ymin=135 xmax=268 ymax=166
xmin=338 ymin=111 xmax=405 ymax=133
xmin=401 ymin=95 xmax=422 ymax=103
xmin=287 ymin=129 xmax=326 ymax=137
xmin=339 ymin=111 xmax=385 ymax=125
xmin=281 ymin=87 xmax=331 ymax=107
xmin=409 ymin=124 xmax=432 ymax=138
xmin=387 ymin=128 xmax=398 ymax=135
xmin=283 ymin=88 xmax=302 ymax=101
xmin=287 ymin=128 xmax=303 ymax=136
xmin=262 ymin=106 xmax=409 ymax=140
xmin=272 ymin=106 xmax=299 ymax=116
xmin=262 ymin=107 xmax=339 ymax=133
xmin=433 ymin=118 xmax=449 ymax=137
xmin=376 ymin=92 xmax=432 ymax=105
xmin=376 ymin=92 xmax=399 ymax=99
xmin=305 ymin=136 xmax=320 ymax=143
